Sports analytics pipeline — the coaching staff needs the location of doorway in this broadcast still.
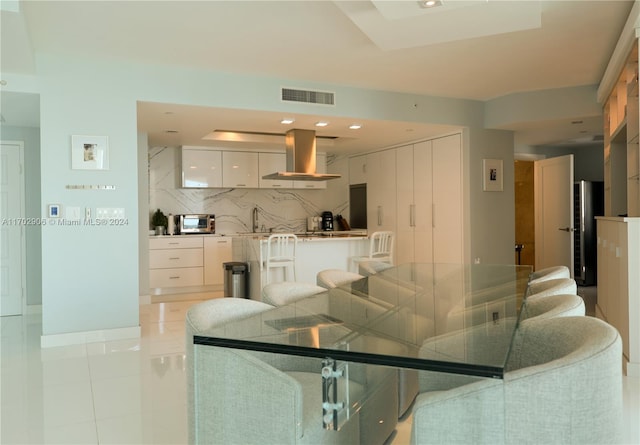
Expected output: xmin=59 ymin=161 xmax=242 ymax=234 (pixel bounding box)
xmin=1 ymin=142 xmax=26 ymax=316
xmin=514 ymin=160 xmax=535 ymax=267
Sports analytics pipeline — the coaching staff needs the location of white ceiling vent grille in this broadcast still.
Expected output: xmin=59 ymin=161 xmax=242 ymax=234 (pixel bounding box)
xmin=281 ymin=88 xmax=335 ymax=106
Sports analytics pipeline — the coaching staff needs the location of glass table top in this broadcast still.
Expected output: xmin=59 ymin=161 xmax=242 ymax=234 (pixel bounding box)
xmin=194 ymin=263 xmax=533 ymax=379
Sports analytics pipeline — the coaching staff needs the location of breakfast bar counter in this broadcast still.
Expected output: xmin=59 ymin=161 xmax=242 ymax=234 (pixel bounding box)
xmin=232 ymin=232 xmax=370 ymax=300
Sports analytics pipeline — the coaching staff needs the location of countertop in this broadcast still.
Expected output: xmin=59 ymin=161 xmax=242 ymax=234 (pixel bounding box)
xmin=149 ymin=230 xmax=368 ymax=239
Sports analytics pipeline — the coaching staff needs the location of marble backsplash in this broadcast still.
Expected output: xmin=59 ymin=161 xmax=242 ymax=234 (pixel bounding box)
xmin=148 ymin=146 xmax=350 ymax=234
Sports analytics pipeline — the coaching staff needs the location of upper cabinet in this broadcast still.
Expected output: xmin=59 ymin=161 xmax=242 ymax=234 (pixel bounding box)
xmin=258 ymin=152 xmax=293 ymax=189
xmin=604 ymin=40 xmax=639 ymax=217
xmin=180 ymin=147 xmax=329 ymax=189
xmin=182 ymin=147 xmax=222 ymax=188
xmin=349 ymin=154 xmax=367 ymax=185
xmin=222 ymin=151 xmax=259 ymax=188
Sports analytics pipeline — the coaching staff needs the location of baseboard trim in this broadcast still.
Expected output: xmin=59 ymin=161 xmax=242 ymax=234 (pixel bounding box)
xmin=41 ymin=326 xmax=141 ymax=348
xmin=624 ymin=359 xmax=639 ymax=377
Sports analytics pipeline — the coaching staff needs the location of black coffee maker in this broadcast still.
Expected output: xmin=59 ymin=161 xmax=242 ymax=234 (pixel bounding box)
xmin=321 ymin=211 xmax=334 ymax=231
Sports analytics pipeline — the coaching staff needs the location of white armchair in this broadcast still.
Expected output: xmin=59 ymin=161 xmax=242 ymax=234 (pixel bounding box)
xmin=528 ymin=265 xmax=571 ymax=284
xmin=411 ymin=317 xmax=623 ymax=444
xmin=527 ymin=277 xmax=577 ymax=299
xmin=186 ymin=298 xmax=361 ymax=444
xmin=521 ymin=293 xmax=585 ymax=321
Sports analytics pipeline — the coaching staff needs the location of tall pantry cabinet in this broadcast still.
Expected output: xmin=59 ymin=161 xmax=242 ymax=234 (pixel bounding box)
xmin=597 ymin=39 xmax=640 ymax=376
xmin=351 ymin=133 xmax=463 ymax=266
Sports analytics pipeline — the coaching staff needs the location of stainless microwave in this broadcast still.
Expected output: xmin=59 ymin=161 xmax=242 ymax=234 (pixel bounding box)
xmin=178 ymin=214 xmax=215 ymax=234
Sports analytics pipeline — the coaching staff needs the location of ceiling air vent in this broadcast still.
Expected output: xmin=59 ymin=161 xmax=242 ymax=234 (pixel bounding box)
xmin=281 ymin=88 xmax=335 ymax=106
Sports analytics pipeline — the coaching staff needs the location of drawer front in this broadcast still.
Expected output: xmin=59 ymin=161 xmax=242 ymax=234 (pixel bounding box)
xmin=149 ymin=236 xmax=203 ymax=250
xmin=150 ymin=248 xmax=203 ymax=269
xmin=149 ymin=267 xmax=203 ymax=288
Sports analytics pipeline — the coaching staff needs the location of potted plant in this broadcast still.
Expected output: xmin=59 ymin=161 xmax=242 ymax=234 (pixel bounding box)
xmin=152 ymin=209 xmax=168 ymax=235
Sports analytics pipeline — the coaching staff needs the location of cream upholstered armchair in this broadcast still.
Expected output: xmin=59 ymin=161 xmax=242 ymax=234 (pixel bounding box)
xmin=317 ymin=269 xmax=364 ymax=289
xmin=521 ymin=293 xmax=585 ymax=321
xmin=526 ymin=277 xmax=577 ymax=299
xmin=528 ymin=265 xmax=571 ymax=284
xmin=261 ymin=281 xmax=326 ymax=306
xmin=411 ymin=316 xmax=622 ymax=444
xmin=186 ymin=297 xmax=400 ymax=445
xmin=185 ymin=298 xmax=361 ymax=444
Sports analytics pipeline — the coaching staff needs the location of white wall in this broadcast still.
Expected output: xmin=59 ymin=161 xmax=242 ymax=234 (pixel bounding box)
xmin=25 ymin=51 xmax=518 ymax=342
xmin=466 ymin=127 xmax=516 ymax=265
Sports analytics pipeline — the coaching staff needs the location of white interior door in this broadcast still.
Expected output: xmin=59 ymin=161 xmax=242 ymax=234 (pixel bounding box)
xmin=534 ymin=155 xmax=574 ymax=275
xmin=1 ymin=142 xmax=25 ymax=316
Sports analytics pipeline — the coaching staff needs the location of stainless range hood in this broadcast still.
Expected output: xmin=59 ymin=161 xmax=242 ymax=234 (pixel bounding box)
xmin=262 ymin=129 xmax=341 ymax=181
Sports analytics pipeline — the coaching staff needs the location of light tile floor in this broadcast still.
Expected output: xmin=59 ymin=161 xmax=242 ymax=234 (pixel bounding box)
xmin=1 ymin=298 xmax=638 ymax=444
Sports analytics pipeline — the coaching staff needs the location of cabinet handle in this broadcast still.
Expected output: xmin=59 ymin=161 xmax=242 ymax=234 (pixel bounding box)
xmin=169 ymin=242 xmax=179 ymax=245
xmin=304 ymin=184 xmax=314 ymax=188
xmin=410 ymin=204 xmax=415 ymax=227
xmin=217 ymin=240 xmax=227 ymax=244
xmin=273 ymin=184 xmax=281 ymax=187
xmin=169 ymin=257 xmax=180 ymax=260
xmin=377 ymin=206 xmax=383 ymax=226
xmin=237 ymin=184 xmax=246 ymax=187
xmin=169 ymin=276 xmax=180 ymax=279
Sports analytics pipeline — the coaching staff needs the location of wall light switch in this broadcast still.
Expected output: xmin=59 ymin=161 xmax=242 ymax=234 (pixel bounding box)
xmin=66 ymin=206 xmax=81 ymax=220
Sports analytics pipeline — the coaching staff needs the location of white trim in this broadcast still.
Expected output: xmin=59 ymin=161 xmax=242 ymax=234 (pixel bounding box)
xmin=514 ymin=153 xmax=546 ymax=161
xmin=40 ymin=326 xmax=141 ymax=348
xmin=597 ymin=2 xmax=640 ymax=103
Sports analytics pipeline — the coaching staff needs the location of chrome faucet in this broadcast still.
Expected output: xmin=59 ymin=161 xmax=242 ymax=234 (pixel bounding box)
xmin=252 ymin=207 xmax=259 ymax=233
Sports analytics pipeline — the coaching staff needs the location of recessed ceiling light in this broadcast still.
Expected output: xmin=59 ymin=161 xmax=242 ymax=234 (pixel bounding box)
xmin=349 ymin=124 xmax=362 ymax=130
xmin=280 ymin=118 xmax=295 ymax=125
xmin=419 ymin=0 xmax=443 ymax=8
xmin=315 ymin=122 xmax=329 ymax=127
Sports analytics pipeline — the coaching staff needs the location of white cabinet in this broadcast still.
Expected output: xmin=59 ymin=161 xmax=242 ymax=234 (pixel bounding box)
xmin=181 ymin=147 xmax=330 ymax=189
xmin=395 ymin=142 xmax=434 ymax=265
xmin=293 ymin=153 xmax=327 ymax=189
xmin=367 ymin=149 xmax=397 ymax=231
xmin=223 ymin=151 xmax=259 ymax=188
xmin=431 ymin=134 xmax=463 ymax=264
xmin=596 ymin=217 xmax=640 ymax=376
xmin=349 ymin=155 xmax=368 ymax=185
xmin=149 ymin=235 xmax=233 ymax=290
xmin=258 ymin=152 xmax=293 ymax=189
xmin=204 ymin=237 xmax=233 ymax=285
xmin=149 ymin=236 xmax=204 ymax=288
xmin=182 ymin=147 xmax=222 ymax=188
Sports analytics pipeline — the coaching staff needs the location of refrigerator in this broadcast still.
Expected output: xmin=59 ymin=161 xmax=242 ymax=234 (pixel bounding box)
xmin=573 ymin=180 xmax=604 ymax=286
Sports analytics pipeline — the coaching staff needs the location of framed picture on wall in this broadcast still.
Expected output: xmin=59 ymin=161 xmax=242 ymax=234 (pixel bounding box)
xmin=71 ymin=135 xmax=109 ymax=170
xmin=483 ymin=159 xmax=503 ymax=192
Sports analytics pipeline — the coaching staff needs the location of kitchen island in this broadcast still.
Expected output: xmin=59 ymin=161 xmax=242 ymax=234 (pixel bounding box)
xmin=233 ymin=232 xmax=370 ymax=300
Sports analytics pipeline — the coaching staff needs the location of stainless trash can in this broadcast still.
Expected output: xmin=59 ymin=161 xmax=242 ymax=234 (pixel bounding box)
xmin=223 ymin=262 xmax=248 ymax=298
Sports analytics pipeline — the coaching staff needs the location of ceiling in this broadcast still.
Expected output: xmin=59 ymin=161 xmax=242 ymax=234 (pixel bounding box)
xmin=0 ymin=0 xmax=635 ymax=153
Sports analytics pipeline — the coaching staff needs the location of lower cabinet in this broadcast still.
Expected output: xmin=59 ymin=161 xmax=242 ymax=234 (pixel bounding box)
xmin=596 ymin=216 xmax=640 ymax=376
xmin=149 ymin=235 xmax=232 ymax=290
xmin=204 ymin=237 xmax=233 ymax=285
